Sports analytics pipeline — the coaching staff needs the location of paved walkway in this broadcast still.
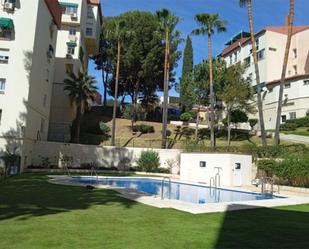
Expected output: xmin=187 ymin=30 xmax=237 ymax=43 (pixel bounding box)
xmin=279 ymin=133 xmax=309 ymax=143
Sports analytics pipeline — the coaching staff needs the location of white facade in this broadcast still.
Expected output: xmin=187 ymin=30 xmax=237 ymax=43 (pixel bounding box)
xmin=180 ymin=153 xmax=253 ymax=187
xmin=0 ymin=0 xmax=61 ymax=168
xmin=48 ymin=0 xmax=102 ymax=142
xmin=222 ymin=26 xmax=309 ymax=129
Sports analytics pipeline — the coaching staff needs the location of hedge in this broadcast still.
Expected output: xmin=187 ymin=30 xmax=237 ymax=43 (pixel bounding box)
xmin=257 ymin=157 xmax=309 ymax=187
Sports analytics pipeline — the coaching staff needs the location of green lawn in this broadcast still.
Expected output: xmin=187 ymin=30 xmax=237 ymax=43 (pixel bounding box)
xmin=1 ymin=174 xmax=309 ymax=249
xmin=281 ymin=127 xmax=309 ymax=137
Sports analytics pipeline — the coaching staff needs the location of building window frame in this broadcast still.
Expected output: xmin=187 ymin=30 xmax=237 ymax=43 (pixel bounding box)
xmin=289 ymin=112 xmax=296 ymax=120
xmin=284 ymin=83 xmax=291 ymax=89
xmin=304 ymin=80 xmax=309 ymax=86
xmin=0 ymin=78 xmax=6 ymax=94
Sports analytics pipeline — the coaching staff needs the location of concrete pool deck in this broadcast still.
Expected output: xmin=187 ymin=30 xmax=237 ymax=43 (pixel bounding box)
xmin=48 ymin=175 xmax=309 ymax=214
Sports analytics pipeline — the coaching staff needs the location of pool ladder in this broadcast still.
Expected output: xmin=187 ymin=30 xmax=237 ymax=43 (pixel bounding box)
xmin=90 ymin=166 xmax=99 ymax=183
xmin=209 ymin=174 xmax=220 ymax=188
xmin=161 ymin=177 xmax=171 ymax=200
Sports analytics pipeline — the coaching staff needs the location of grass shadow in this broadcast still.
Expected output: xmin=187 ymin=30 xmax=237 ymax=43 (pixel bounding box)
xmin=0 ymin=173 xmax=137 ymax=222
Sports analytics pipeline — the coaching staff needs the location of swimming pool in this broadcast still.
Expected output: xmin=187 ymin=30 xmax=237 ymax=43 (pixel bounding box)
xmin=71 ymin=177 xmax=278 ymax=204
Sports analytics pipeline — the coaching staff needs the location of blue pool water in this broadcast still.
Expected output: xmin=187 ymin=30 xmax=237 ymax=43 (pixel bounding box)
xmin=71 ymin=177 xmax=278 ymax=204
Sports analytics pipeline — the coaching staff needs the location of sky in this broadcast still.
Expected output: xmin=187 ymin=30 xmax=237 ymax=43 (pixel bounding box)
xmin=88 ymin=0 xmax=309 ymax=99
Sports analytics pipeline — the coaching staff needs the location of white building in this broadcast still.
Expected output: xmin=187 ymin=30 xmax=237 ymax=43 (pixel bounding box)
xmin=0 ymin=0 xmax=62 ymax=168
xmin=48 ymin=0 xmax=102 ymax=142
xmin=221 ymin=24 xmax=309 ymax=129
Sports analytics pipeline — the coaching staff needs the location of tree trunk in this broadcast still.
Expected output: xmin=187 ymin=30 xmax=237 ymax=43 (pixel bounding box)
xmin=227 ymin=110 xmax=231 ymax=146
xmin=161 ymin=29 xmax=170 ymax=149
xmin=111 ymin=39 xmax=121 ymax=146
xmin=75 ymin=103 xmax=82 ymax=144
xmin=195 ymin=109 xmax=200 ymax=141
xmin=247 ymin=0 xmax=267 ymax=147
xmin=274 ymin=1 xmax=294 ymax=145
xmin=208 ymin=33 xmax=215 ymax=147
xmin=103 ymin=63 xmax=108 ymax=107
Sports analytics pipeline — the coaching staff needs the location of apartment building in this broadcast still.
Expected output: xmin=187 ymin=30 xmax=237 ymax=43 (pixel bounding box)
xmin=221 ymin=23 xmax=309 ymax=129
xmin=0 ymin=0 xmax=62 ymax=168
xmin=48 ymin=0 xmax=102 ymax=142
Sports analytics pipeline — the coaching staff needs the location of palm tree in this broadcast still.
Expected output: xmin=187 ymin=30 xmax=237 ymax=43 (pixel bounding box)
xmin=274 ymin=0 xmax=295 ymax=145
xmin=239 ymin=0 xmax=267 ymax=146
xmin=156 ymin=9 xmax=180 ymax=149
xmin=107 ymin=18 xmax=127 ymax=146
xmin=64 ymin=70 xmax=98 ymax=143
xmin=192 ymin=13 xmax=227 ymax=147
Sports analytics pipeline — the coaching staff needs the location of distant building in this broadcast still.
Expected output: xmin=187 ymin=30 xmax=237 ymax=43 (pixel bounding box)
xmin=221 ymin=22 xmax=309 ymax=129
xmin=48 ymin=0 xmax=102 ymax=142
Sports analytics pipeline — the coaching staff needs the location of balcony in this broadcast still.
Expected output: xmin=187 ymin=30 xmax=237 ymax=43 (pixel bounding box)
xmin=60 ymin=2 xmax=79 ymax=25
xmin=85 ymin=23 xmax=99 ymax=54
xmin=0 ymin=18 xmax=14 ymax=40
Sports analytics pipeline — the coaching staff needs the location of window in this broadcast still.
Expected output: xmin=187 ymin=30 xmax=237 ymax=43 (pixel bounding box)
xmin=293 ymin=65 xmax=298 ymax=75
xmin=86 ymin=27 xmax=93 ymax=36
xmin=87 ymin=6 xmax=93 ymax=19
xmin=69 ymin=28 xmax=76 ymax=36
xmin=0 ymin=109 xmax=2 ymax=124
xmin=67 ymin=45 xmax=75 ymax=55
xmin=289 ymin=112 xmax=296 ymax=120
xmin=284 ymin=94 xmax=288 ymax=99
xmin=234 ymin=52 xmax=237 ymax=62
xmin=244 ymin=56 xmax=250 ymax=67
xmin=269 ymin=87 xmax=273 ymax=93
xmin=43 ymin=94 xmax=47 ymax=107
xmin=62 ymin=6 xmax=78 ymax=15
xmin=40 ymin=118 xmax=45 ymax=133
xmin=293 ymin=48 xmax=297 ymax=58
xmin=257 ymin=49 xmax=265 ymax=61
xmin=0 ymin=50 xmax=9 ymax=64
xmin=284 ymin=83 xmax=291 ymax=89
xmin=281 ymin=115 xmax=287 ymax=123
xmin=229 ymin=55 xmax=232 ymax=65
xmin=304 ymin=80 xmax=309 ymax=86
xmin=269 ymin=47 xmax=277 ymax=52
xmin=0 ymin=79 xmax=6 ymax=93
xmin=65 ymin=64 xmax=73 ymax=74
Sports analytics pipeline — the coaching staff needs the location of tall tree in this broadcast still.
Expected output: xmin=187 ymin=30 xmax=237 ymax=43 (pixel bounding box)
xmin=91 ymin=17 xmax=114 ymax=107
xmin=107 ymin=12 xmax=180 ymax=130
xmin=218 ymin=64 xmax=255 ymax=146
xmin=274 ymin=1 xmax=295 ymax=145
xmin=239 ymin=0 xmax=267 ymax=146
xmin=192 ymin=13 xmax=227 ymax=147
xmin=105 ymin=18 xmax=129 ymax=146
xmin=64 ymin=70 xmax=98 ymax=143
xmin=156 ymin=9 xmax=180 ymax=149
xmin=180 ymin=35 xmax=194 ymax=111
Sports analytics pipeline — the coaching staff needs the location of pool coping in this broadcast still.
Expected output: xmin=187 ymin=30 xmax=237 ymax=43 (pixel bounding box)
xmin=48 ymin=175 xmax=309 ymax=214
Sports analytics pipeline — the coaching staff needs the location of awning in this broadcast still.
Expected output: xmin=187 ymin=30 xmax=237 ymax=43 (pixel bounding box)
xmin=67 ymin=42 xmax=77 ymax=47
xmin=60 ymin=2 xmax=78 ymax=7
xmin=0 ymin=18 xmax=13 ymax=29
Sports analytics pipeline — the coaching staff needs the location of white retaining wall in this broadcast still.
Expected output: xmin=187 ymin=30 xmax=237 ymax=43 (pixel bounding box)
xmin=180 ymin=153 xmax=252 ymax=187
xmin=30 ymin=141 xmax=181 ymax=172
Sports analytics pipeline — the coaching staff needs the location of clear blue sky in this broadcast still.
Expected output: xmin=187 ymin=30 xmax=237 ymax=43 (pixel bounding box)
xmin=88 ymin=0 xmax=309 ymax=99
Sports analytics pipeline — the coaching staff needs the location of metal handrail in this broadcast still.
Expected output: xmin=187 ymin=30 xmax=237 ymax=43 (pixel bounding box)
xmin=90 ymin=166 xmax=99 ymax=184
xmin=215 ymin=174 xmax=221 ymax=187
xmin=161 ymin=177 xmax=171 ymax=200
xmin=210 ymin=177 xmax=215 ymax=188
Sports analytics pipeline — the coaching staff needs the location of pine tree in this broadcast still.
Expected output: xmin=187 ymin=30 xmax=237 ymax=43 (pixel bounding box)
xmin=181 ymin=35 xmax=193 ymax=78
xmin=180 ymin=35 xmax=193 ymax=111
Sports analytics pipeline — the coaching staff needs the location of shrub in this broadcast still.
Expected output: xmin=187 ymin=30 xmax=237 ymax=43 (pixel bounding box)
xmin=280 ymin=123 xmax=297 ymax=131
xmin=181 ymin=127 xmax=195 ymax=139
xmin=133 ymin=124 xmax=155 ymax=134
xmin=180 ymin=112 xmax=192 ymax=122
xmin=136 ymin=150 xmax=160 ymax=172
xmin=198 ymin=128 xmax=210 ymax=140
xmin=123 ymin=105 xmax=146 ymax=122
xmin=249 ymin=119 xmax=258 ymax=129
xmin=286 ymin=116 xmax=309 ymax=127
xmin=99 ymin=122 xmax=111 ymax=134
xmin=257 ymin=157 xmax=309 ymax=187
xmin=166 ymin=129 xmax=172 ymax=137
xmin=230 ymin=110 xmax=248 ymax=124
